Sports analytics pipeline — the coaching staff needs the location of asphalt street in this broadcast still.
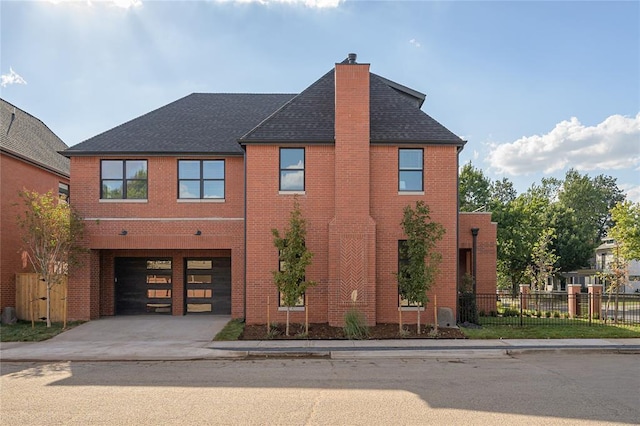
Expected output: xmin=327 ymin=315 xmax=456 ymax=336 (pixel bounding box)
xmin=2 ymin=352 xmax=639 ymax=425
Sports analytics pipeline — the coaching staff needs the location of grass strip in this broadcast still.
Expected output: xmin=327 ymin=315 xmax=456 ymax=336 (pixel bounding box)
xmin=0 ymin=320 xmax=83 ymax=342
xmin=213 ymin=318 xmax=245 ymax=341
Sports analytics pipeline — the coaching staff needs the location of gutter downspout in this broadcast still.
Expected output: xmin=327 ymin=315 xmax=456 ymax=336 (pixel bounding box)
xmin=243 ymin=147 xmax=247 ymax=320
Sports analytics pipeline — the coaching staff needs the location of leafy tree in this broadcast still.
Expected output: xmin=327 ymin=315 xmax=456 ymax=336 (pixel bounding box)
xmin=558 ymin=169 xmax=625 ymax=242
xmin=459 ymin=162 xmax=491 ymax=212
xmin=546 ymin=203 xmax=595 ymax=273
xmin=600 ymin=201 xmax=640 ymax=323
xmin=608 ymin=201 xmax=640 ymax=261
xmin=492 ymin=192 xmax=549 ymax=295
xmin=397 ymin=201 xmax=445 ymax=333
xmin=271 ymin=199 xmax=316 ymax=336
xmin=526 ymin=228 xmax=559 ymax=292
xmin=490 ymin=177 xmax=517 ymax=207
xmin=17 ymin=190 xmax=84 ymax=327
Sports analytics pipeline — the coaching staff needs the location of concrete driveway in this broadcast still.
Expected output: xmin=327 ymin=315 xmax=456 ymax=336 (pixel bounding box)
xmin=1 ymin=315 xmax=234 ymax=361
xmin=52 ymin=315 xmax=230 ymax=343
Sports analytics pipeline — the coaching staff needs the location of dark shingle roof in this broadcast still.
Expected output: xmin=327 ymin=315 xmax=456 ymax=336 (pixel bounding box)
xmin=64 ymin=65 xmax=464 ymax=156
xmin=63 ymin=93 xmax=296 ymax=156
xmin=240 ymin=70 xmax=464 ymax=145
xmin=0 ymin=98 xmax=69 ymax=176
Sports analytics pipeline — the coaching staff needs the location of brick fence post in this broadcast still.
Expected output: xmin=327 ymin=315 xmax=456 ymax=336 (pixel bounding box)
xmin=588 ymin=284 xmax=603 ymax=321
xmin=567 ymin=284 xmax=582 ymax=319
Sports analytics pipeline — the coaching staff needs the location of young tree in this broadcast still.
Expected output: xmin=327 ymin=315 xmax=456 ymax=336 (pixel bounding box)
xmin=609 ymin=201 xmax=640 ymax=262
xmin=526 ymin=228 xmax=559 ymax=292
xmin=602 ymin=201 xmax=640 ymax=323
xmin=271 ymin=199 xmax=316 ymax=336
xmin=17 ymin=190 xmax=84 ymax=327
xmin=397 ymin=201 xmax=445 ymax=333
xmin=525 ymin=228 xmax=559 ymax=313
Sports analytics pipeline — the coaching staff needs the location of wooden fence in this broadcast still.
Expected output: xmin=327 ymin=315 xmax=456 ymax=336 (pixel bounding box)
xmin=15 ymin=273 xmax=67 ymax=323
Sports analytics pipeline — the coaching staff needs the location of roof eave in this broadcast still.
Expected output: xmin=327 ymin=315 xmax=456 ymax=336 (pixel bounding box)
xmin=61 ymin=150 xmax=245 ymax=158
xmin=2 ymin=147 xmax=70 ymax=178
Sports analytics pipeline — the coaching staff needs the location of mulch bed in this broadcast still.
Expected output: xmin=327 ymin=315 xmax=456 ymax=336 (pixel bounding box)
xmin=240 ymin=322 xmax=467 ymax=340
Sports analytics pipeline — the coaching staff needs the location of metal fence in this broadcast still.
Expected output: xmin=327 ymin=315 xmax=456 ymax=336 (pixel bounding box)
xmin=458 ymin=292 xmax=640 ymax=326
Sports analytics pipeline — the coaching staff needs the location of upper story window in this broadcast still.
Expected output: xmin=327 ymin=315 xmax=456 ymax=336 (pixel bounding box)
xmin=58 ymin=182 xmax=69 ymax=203
xmin=178 ymin=160 xmax=225 ymax=199
xmin=399 ymin=148 xmax=423 ymax=192
xmin=280 ymin=148 xmax=304 ymax=192
xmin=101 ymin=160 xmax=148 ymax=199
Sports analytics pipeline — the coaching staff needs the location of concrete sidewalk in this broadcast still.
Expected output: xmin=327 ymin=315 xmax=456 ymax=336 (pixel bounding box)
xmin=1 ymin=316 xmax=639 ymax=362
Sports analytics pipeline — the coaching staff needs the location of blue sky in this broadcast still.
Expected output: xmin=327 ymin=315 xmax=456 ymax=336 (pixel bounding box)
xmin=1 ymin=0 xmax=638 ymax=201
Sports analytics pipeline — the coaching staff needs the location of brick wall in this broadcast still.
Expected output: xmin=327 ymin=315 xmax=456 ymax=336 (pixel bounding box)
xmin=0 ymin=154 xmax=69 ymax=310
xmin=66 ymin=155 xmax=246 ymax=320
xmin=371 ymin=145 xmax=459 ymax=325
xmin=245 ymin=144 xmax=335 ymax=325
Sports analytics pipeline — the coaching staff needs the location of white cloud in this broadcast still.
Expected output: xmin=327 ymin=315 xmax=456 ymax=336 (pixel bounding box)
xmin=0 ymin=67 xmax=27 ymax=87
xmin=620 ymin=183 xmax=640 ymax=204
xmin=487 ymin=113 xmax=640 ymax=175
xmin=48 ymin=0 xmax=142 ymax=9
xmin=214 ymin=0 xmax=343 ymax=8
xmin=409 ymin=39 xmax=421 ymax=48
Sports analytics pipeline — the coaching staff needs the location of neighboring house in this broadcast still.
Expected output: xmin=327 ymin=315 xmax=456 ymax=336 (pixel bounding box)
xmin=0 ymin=98 xmax=70 ymax=311
xmin=63 ymin=54 xmax=496 ymax=325
xmin=594 ymin=238 xmax=640 ymax=293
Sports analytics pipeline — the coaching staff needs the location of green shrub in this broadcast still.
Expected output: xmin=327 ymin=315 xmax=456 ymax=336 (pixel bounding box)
xmin=545 ymin=311 xmax=551 ymax=318
xmin=343 ymin=308 xmax=369 ymax=340
xmin=553 ymin=311 xmax=561 ymax=318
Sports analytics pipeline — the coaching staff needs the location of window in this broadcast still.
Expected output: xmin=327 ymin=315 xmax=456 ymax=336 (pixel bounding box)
xmin=178 ymin=160 xmax=225 ymax=199
xmin=398 ymin=240 xmax=419 ymax=307
xmin=277 ymin=244 xmax=305 ymax=307
xmin=101 ymin=160 xmax=148 ymax=199
xmin=399 ymin=149 xmax=423 ymax=192
xmin=58 ymin=182 xmax=69 ymax=202
xmin=280 ymin=148 xmax=304 ymax=191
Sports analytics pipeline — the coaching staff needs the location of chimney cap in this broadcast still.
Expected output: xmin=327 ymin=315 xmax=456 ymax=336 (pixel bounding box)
xmin=347 ymin=53 xmax=357 ymax=64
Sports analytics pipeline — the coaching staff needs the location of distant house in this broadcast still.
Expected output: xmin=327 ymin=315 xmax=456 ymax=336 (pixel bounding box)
xmin=62 ymin=54 xmax=497 ymax=325
xmin=0 ymin=98 xmax=70 ymax=311
xmin=595 ymin=238 xmax=640 ymax=293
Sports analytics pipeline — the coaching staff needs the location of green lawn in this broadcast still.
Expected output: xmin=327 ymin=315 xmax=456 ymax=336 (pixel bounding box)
xmin=0 ymin=320 xmax=83 ymax=342
xmin=213 ymin=318 xmax=245 ymax=341
xmin=461 ymin=323 xmax=640 ymax=339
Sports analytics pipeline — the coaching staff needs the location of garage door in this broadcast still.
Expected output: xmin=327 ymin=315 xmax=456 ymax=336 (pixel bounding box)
xmin=115 ymin=258 xmax=172 ymax=315
xmin=185 ymin=258 xmax=231 ymax=314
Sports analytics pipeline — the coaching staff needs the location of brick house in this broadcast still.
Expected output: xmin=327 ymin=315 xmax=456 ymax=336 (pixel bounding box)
xmin=63 ymin=54 xmax=496 ymax=325
xmin=1 ymin=98 xmax=70 ymax=310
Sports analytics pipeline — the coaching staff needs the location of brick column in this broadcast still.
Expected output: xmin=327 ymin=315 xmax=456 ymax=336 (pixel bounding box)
xmin=567 ymin=284 xmax=581 ymax=319
xmin=328 ymin=57 xmax=377 ymax=326
xmin=588 ymin=284 xmax=603 ymax=321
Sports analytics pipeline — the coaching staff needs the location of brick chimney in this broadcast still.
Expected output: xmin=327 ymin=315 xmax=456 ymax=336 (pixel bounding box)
xmin=328 ymin=53 xmax=377 ymax=326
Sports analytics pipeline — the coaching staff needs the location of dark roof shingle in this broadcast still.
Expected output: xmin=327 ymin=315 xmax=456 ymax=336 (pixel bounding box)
xmin=63 ymin=93 xmax=295 ymax=156
xmin=240 ymin=70 xmax=464 ymax=145
xmin=0 ymin=98 xmax=69 ymax=176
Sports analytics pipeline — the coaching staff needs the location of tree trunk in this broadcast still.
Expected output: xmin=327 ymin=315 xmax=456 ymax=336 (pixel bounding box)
xmin=286 ymin=307 xmax=290 ymax=336
xmin=46 ymin=283 xmax=51 ymax=328
xmin=417 ymin=303 xmax=421 ymax=334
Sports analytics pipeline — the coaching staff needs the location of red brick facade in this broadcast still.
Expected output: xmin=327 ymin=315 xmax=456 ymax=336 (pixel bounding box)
xmin=65 ymin=59 xmax=497 ymax=325
xmin=0 ymin=153 xmax=69 ymax=309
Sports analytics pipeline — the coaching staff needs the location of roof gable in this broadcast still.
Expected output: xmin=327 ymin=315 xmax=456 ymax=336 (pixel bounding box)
xmin=0 ymin=98 xmax=69 ymax=176
xmin=241 ymin=70 xmax=464 ymax=145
